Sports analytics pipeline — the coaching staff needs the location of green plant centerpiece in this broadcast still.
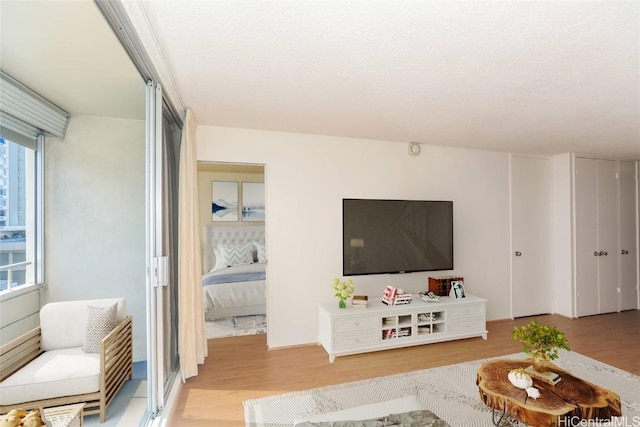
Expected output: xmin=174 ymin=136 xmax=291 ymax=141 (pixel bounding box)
xmin=512 ymin=320 xmax=570 ymax=373
xmin=332 ymin=278 xmax=354 ymax=308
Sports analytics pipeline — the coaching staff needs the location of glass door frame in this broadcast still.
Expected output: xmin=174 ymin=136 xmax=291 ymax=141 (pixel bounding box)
xmin=145 ymin=80 xmax=166 ymax=417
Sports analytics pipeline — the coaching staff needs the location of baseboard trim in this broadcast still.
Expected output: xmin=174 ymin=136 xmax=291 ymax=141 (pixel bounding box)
xmin=268 ymin=342 xmax=318 ymax=351
xmin=552 ymin=312 xmax=575 ymax=320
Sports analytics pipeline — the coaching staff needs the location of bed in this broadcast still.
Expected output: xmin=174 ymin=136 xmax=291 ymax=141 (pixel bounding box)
xmin=202 ymin=225 xmax=266 ymax=320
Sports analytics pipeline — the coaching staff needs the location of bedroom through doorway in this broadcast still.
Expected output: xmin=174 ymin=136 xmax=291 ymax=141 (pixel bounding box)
xmin=197 ymin=162 xmax=267 ymax=340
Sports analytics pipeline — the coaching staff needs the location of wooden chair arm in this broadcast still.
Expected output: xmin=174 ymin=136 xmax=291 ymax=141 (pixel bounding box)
xmin=0 ymin=327 xmax=42 ymax=382
xmin=100 ymin=316 xmax=133 ymax=407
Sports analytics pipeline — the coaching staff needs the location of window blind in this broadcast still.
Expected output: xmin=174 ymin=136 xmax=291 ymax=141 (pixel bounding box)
xmin=0 ymin=71 xmax=70 ymax=148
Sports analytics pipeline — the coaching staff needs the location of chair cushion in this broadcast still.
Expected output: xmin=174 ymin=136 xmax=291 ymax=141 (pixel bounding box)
xmin=40 ymin=298 xmax=126 ymax=351
xmin=0 ymin=347 xmax=100 ymax=406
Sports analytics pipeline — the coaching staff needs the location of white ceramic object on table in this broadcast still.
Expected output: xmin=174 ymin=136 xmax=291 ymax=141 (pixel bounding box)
xmin=508 ymin=370 xmax=533 ymax=389
xmin=526 ymin=386 xmax=541 ymax=399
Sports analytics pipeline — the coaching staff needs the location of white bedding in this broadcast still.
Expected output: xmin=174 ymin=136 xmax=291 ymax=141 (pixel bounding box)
xmin=202 ymin=263 xmax=266 ymax=320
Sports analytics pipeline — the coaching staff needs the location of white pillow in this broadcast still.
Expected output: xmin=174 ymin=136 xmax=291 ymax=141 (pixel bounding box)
xmin=217 ymin=243 xmax=254 ymax=268
xmin=254 ymin=242 xmax=267 ymax=263
xmin=211 ymin=248 xmax=226 ymax=272
xmin=82 ymin=303 xmax=118 ymax=353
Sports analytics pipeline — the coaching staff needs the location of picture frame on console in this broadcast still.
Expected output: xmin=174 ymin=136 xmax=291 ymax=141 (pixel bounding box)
xmin=451 ymin=281 xmax=466 ymax=299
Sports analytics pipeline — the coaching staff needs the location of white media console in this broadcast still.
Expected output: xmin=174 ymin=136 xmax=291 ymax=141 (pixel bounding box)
xmin=318 ymin=294 xmax=487 ymax=362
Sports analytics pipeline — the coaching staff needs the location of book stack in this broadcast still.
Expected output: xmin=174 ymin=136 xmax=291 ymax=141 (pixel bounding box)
xmin=382 ymin=286 xmax=413 ymax=305
xmin=418 ymin=291 xmax=440 ymax=303
xmin=382 ymin=327 xmax=411 ymax=339
xmin=525 ymin=366 xmax=561 ymax=385
xmin=352 ymin=295 xmax=368 ymax=308
xmin=383 ymin=329 xmax=395 ymax=339
xmin=394 ymin=293 xmax=412 ymax=305
xmin=418 ymin=313 xmax=435 ymax=322
xmin=397 ymin=327 xmax=411 ymax=337
xmin=417 ymin=325 xmax=431 ymax=335
xmin=382 ymin=286 xmax=398 ymax=305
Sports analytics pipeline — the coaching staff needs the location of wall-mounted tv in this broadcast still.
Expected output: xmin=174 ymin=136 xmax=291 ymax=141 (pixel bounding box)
xmin=342 ymin=199 xmax=453 ymax=276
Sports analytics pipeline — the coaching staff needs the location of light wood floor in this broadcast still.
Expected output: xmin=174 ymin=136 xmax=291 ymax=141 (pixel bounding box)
xmin=170 ymin=310 xmax=640 ymax=426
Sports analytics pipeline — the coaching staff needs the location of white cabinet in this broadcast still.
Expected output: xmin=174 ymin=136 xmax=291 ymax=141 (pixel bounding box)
xmin=318 ymin=295 xmax=487 ymax=362
xmin=619 ymin=161 xmax=639 ymax=311
xmin=574 ymin=158 xmax=638 ymax=316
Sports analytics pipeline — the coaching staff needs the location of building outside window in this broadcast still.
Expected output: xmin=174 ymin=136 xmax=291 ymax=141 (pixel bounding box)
xmin=0 ymin=137 xmax=35 ymax=292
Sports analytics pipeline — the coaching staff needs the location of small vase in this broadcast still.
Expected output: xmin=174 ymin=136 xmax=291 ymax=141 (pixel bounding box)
xmin=532 ymin=353 xmax=552 ymax=373
xmin=338 ymin=299 xmax=346 ymax=308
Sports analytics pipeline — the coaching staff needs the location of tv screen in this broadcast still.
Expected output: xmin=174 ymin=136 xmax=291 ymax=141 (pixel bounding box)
xmin=342 ymin=199 xmax=453 ymax=276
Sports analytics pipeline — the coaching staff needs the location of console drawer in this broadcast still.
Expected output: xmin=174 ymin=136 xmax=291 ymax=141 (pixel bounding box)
xmin=334 ymin=331 xmax=378 ymax=350
xmin=334 ymin=316 xmax=377 ymax=333
xmin=449 ymin=305 xmax=484 ymax=319
xmin=449 ymin=316 xmax=485 ymax=334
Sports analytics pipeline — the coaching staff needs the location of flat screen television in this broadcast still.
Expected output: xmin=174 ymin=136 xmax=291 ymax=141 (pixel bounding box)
xmin=342 ymin=199 xmax=453 ymax=276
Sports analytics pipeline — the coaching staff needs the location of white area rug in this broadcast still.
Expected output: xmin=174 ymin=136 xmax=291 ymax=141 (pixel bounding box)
xmin=206 ymin=314 xmax=267 ymax=339
xmin=244 ymin=351 xmax=640 ymax=427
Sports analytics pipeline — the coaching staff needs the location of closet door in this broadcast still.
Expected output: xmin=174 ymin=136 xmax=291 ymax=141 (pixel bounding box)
xmin=597 ymin=160 xmax=619 ymax=314
xmin=619 ymin=161 xmax=638 ymax=310
xmin=575 ymin=158 xmax=599 ymax=316
xmin=511 ymin=156 xmax=552 ymax=317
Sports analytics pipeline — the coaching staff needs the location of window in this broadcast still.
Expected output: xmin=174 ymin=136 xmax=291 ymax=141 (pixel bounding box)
xmin=0 ymin=71 xmax=62 ymax=294
xmin=0 ymin=137 xmax=39 ymax=292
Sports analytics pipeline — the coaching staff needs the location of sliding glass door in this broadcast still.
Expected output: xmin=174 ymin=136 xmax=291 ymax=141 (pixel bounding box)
xmin=94 ymin=2 xmax=183 ymax=421
xmin=145 ymin=80 xmax=180 ymax=420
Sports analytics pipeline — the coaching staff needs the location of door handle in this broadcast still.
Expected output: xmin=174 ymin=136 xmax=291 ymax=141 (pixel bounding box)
xmin=515 ymin=251 xmax=522 ymax=257
xmin=598 ymin=251 xmax=608 ymax=256
xmin=622 ymin=249 xmax=629 ymax=255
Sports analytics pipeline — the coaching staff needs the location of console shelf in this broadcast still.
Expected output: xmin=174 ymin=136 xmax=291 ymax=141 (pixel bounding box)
xmin=318 ymin=294 xmax=487 ymax=362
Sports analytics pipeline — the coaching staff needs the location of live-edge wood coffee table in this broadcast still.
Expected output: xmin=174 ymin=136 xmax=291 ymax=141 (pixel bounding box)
xmin=477 ymin=359 xmax=621 ymax=427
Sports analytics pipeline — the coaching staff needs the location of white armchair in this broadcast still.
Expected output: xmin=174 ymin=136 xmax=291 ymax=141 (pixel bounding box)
xmin=0 ymin=298 xmax=133 ymax=423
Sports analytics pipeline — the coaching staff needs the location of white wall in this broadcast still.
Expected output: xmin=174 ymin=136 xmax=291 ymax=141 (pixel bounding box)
xmin=45 ymin=115 xmax=147 ymax=361
xmin=197 ymin=126 xmax=512 ymax=349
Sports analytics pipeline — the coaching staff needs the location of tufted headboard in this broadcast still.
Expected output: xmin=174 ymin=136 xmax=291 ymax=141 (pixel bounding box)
xmin=203 ymin=225 xmax=266 ymax=273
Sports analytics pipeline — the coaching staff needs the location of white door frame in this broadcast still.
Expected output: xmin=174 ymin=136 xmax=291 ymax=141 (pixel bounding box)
xmin=146 ymin=80 xmax=168 ymax=417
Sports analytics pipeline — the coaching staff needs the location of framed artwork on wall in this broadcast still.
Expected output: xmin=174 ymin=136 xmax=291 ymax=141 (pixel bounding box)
xmin=242 ymin=182 xmax=265 ymax=222
xmin=211 ymin=181 xmax=238 ymax=221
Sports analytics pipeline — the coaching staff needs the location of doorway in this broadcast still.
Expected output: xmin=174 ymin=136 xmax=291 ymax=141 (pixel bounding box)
xmin=197 ymin=162 xmax=267 ymax=339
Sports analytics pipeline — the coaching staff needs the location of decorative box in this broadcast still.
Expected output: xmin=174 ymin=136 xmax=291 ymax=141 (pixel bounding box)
xmin=428 ymin=275 xmax=464 ymax=296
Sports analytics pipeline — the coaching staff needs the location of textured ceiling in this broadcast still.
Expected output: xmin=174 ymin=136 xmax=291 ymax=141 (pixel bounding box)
xmin=1 ymin=1 xmax=638 ymax=160
xmin=139 ymin=0 xmax=640 ymax=160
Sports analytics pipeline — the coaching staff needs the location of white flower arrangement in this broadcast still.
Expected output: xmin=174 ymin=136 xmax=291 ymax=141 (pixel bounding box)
xmin=332 ymin=278 xmax=355 ymax=300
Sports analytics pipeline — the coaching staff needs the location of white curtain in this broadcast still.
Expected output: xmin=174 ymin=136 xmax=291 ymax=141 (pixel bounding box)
xmin=178 ymin=109 xmax=207 ymax=381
